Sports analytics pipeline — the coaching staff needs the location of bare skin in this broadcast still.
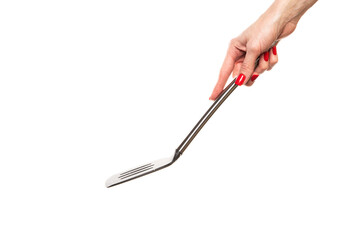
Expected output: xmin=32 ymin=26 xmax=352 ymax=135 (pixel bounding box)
xmin=209 ymin=0 xmax=317 ymax=100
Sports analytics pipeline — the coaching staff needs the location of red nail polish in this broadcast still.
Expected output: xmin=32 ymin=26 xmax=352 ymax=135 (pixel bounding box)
xmin=272 ymin=46 xmax=277 ymax=55
xmin=264 ymin=52 xmax=269 ymax=61
xmin=235 ymin=74 xmax=246 ymax=86
xmin=251 ymin=74 xmax=259 ymax=81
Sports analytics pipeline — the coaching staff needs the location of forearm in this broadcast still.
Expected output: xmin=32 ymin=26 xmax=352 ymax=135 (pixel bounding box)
xmin=269 ymin=0 xmax=317 ymax=26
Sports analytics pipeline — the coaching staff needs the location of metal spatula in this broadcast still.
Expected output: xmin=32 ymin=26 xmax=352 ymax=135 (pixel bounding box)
xmin=105 ymin=75 xmax=244 ymax=188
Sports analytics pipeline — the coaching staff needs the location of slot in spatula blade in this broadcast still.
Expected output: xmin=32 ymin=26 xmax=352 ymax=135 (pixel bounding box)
xmin=105 ymin=154 xmax=175 ymax=188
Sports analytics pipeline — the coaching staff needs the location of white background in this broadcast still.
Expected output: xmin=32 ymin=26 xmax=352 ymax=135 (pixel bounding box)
xmin=1 ymin=0 xmax=359 ymax=239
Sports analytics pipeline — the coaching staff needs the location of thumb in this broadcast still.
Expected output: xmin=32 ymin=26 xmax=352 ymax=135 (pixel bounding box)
xmin=235 ymin=50 xmax=258 ymax=86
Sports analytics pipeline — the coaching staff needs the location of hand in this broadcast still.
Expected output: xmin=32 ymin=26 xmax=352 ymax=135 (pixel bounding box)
xmin=209 ymin=0 xmax=317 ymax=100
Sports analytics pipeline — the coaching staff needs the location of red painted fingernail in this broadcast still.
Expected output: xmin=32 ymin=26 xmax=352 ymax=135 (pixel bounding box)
xmin=272 ymin=46 xmax=277 ymax=55
xmin=251 ymin=74 xmax=259 ymax=81
xmin=264 ymin=52 xmax=269 ymax=61
xmin=235 ymin=74 xmax=246 ymax=86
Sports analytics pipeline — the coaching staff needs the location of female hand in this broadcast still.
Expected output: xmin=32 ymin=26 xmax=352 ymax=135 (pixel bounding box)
xmin=209 ymin=0 xmax=317 ymax=100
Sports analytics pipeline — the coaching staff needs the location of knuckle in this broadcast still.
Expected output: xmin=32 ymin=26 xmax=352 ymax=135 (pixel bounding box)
xmin=271 ymin=57 xmax=279 ymax=65
xmin=228 ymin=38 xmax=242 ymax=59
xmin=247 ymin=42 xmax=261 ymax=54
xmin=241 ymin=62 xmax=253 ymax=73
xmin=229 ymin=38 xmax=239 ymax=47
xmin=257 ymin=62 xmax=268 ymax=73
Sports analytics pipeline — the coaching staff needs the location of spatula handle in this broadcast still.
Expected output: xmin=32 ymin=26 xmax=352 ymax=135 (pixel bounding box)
xmin=175 ymin=55 xmax=262 ymax=158
xmin=175 ymin=77 xmax=238 ymax=156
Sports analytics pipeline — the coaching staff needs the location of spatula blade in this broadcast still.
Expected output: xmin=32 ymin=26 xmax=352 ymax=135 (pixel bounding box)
xmin=105 ymin=154 xmax=175 ymax=188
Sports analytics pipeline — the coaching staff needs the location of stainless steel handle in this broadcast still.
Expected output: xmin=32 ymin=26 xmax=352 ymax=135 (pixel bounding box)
xmin=176 ymin=77 xmax=238 ymax=155
xmin=175 ymin=54 xmax=264 ymax=157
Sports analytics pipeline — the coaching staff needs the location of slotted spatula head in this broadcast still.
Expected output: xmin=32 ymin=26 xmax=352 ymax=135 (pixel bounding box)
xmin=105 ymin=152 xmax=179 ymax=188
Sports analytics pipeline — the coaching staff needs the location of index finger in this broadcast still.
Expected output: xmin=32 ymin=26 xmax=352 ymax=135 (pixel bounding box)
xmin=209 ymin=52 xmax=237 ymax=100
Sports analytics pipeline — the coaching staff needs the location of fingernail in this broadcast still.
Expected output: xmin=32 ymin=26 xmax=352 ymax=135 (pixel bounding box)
xmin=272 ymin=46 xmax=277 ymax=55
xmin=251 ymin=74 xmax=259 ymax=81
xmin=235 ymin=74 xmax=246 ymax=86
xmin=264 ymin=52 xmax=269 ymax=61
